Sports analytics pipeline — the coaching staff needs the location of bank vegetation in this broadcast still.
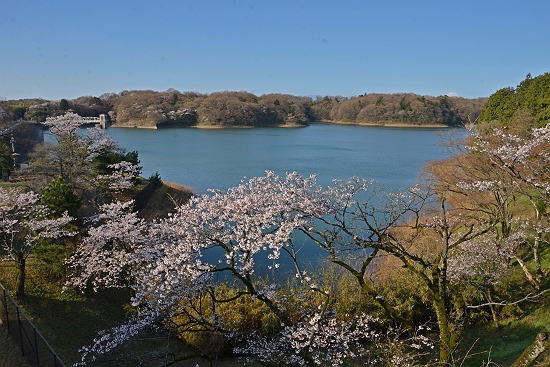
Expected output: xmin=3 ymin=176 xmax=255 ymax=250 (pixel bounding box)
xmin=1 ymin=90 xmax=486 ymax=129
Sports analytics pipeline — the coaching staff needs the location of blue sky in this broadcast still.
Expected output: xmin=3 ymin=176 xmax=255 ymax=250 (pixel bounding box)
xmin=1 ymin=0 xmax=549 ymax=100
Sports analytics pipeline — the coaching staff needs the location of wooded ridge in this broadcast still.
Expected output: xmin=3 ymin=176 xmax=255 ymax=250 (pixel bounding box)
xmin=1 ymin=90 xmax=486 ymax=128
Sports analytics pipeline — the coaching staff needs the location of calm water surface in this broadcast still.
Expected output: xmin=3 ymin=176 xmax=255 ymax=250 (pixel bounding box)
xmin=106 ymin=123 xmax=463 ymax=271
xmin=106 ymin=123 xmax=462 ymax=193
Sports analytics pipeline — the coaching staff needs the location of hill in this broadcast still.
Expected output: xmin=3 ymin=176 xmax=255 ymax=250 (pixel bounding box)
xmin=1 ymin=90 xmax=486 ymax=128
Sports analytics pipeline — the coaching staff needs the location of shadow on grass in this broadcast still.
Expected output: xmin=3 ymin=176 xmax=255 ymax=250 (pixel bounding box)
xmin=15 ymin=288 xmax=132 ymax=366
xmin=459 ymin=324 xmax=545 ymax=366
xmin=0 ymin=320 xmax=32 ymax=367
xmin=0 ymin=260 xmax=133 ymax=365
xmin=1 ymin=264 xmax=220 ymax=367
xmin=458 ymin=292 xmax=550 ymax=367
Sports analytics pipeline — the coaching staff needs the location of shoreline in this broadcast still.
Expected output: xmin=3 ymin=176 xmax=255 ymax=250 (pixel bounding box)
xmin=111 ymin=123 xmax=309 ymax=129
xmin=110 ymin=120 xmax=454 ymax=130
xmin=315 ymin=120 xmax=451 ymax=128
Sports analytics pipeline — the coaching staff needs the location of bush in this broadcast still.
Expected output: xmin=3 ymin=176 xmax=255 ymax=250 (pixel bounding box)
xmin=148 ymin=171 xmax=163 ymax=187
xmin=40 ymin=177 xmax=81 ymax=218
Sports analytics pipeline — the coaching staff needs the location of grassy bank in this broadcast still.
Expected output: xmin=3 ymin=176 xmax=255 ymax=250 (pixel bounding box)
xmin=0 ymin=256 xmax=132 ymax=365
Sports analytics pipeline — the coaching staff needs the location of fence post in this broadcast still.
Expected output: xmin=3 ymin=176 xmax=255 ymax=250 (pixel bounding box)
xmin=2 ymin=287 xmax=9 ymax=332
xmin=34 ymin=328 xmax=40 ymax=367
xmin=0 ymin=281 xmax=66 ymax=367
xmin=16 ymin=306 xmax=25 ymax=356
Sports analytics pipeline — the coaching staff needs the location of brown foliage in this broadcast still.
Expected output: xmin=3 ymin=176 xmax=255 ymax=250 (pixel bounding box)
xmin=330 ymin=93 xmax=486 ymax=126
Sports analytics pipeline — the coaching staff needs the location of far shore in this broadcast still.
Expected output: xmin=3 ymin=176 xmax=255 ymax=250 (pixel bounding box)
xmin=110 ymin=123 xmax=309 ymax=129
xmin=110 ymin=120 xmax=455 ymax=129
xmin=315 ymin=120 xmax=452 ymax=128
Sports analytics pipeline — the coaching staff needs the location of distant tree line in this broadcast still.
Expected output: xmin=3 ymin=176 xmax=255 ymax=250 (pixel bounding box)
xmin=0 ymin=90 xmax=486 ymax=128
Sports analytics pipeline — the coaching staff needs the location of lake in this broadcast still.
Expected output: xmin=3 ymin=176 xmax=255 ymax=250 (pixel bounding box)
xmin=107 ymin=123 xmax=463 ymax=273
xmin=106 ymin=123 xmax=462 ymax=193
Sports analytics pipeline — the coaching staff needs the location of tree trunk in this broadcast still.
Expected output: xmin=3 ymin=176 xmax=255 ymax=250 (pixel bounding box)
xmin=510 ymin=333 xmax=550 ymax=367
xmin=514 ymin=255 xmax=540 ymax=291
xmin=530 ymin=200 xmax=543 ymax=285
xmin=533 ymin=236 xmax=543 ymax=284
xmin=433 ymin=295 xmax=453 ymax=367
xmin=485 ymin=286 xmax=500 ymax=328
xmin=15 ymin=254 xmax=26 ymax=297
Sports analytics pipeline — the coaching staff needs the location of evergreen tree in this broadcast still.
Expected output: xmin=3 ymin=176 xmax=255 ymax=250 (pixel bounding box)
xmin=41 ymin=177 xmax=81 ymax=218
xmin=480 ymin=72 xmax=550 ymax=126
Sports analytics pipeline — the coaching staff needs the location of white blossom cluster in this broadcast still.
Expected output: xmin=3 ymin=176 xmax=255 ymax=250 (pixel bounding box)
xmin=468 ymin=124 xmax=550 ymax=192
xmin=323 ymin=177 xmax=373 ymax=208
xmin=234 ymin=311 xmax=381 ymax=366
xmin=75 ymin=315 xmax=156 ymax=365
xmin=166 ymin=108 xmax=193 ymax=120
xmin=96 ymin=161 xmax=141 ymax=193
xmin=0 ymin=188 xmax=74 ymax=261
xmin=83 ymin=127 xmax=124 ymax=156
xmin=448 ymin=231 xmax=526 ymax=285
xmin=65 ymin=200 xmax=153 ymax=291
xmin=456 ymin=180 xmax=502 ymax=192
xmin=381 ymin=325 xmax=434 ymax=367
xmin=44 ymin=112 xmax=84 ymax=135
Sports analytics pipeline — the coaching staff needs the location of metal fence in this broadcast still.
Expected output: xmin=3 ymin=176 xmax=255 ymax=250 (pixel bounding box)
xmin=0 ymin=281 xmax=66 ymax=367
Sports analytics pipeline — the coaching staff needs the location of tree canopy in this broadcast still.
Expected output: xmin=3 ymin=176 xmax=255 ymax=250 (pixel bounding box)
xmin=479 ymin=72 xmax=550 ymax=127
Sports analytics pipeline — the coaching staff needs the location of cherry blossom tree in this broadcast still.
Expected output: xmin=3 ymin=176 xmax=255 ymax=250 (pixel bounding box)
xmin=68 ymin=172 xmax=351 ymax=365
xmin=96 ymin=161 xmax=141 ymax=194
xmin=236 ymin=311 xmax=382 ymax=366
xmin=425 ymin=122 xmax=550 ymax=330
xmin=64 ymin=200 xmax=152 ymax=292
xmin=447 ymin=230 xmax=526 ymax=326
xmin=32 ymin=112 xmax=125 ymax=191
xmin=67 ymin=172 xmax=493 ymax=366
xmin=0 ymin=188 xmax=74 ymax=296
xmin=301 ymin=178 xmax=498 ymax=367
xmin=465 ymin=123 xmax=550 ymax=290
xmin=69 ymin=167 xmax=547 ymax=366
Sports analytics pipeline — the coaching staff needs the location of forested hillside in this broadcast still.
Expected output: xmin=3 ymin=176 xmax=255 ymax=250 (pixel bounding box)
xmin=479 ymin=72 xmax=550 ymax=126
xmin=1 ymin=90 xmax=486 ymax=128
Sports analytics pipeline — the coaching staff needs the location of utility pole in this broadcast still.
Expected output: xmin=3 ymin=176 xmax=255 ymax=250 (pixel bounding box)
xmin=10 ymin=135 xmax=18 ymax=168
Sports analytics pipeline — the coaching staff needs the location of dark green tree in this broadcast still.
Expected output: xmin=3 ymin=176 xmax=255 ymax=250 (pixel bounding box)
xmin=478 ymin=87 xmax=517 ymax=124
xmin=0 ymin=140 xmax=13 ymax=175
xmin=59 ymin=99 xmax=70 ymax=111
xmin=148 ymin=171 xmax=163 ymax=187
xmin=93 ymin=150 xmax=141 ymax=177
xmin=40 ymin=177 xmax=81 ymax=218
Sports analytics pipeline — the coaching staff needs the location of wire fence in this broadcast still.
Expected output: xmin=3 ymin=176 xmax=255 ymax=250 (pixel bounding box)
xmin=0 ymin=281 xmax=66 ymax=367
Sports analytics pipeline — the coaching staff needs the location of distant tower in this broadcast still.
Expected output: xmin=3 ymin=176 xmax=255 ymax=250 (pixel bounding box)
xmin=10 ymin=135 xmax=19 ymax=169
xmin=99 ymin=114 xmax=107 ymax=129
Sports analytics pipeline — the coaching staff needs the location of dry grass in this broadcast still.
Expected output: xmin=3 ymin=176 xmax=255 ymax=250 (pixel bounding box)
xmin=137 ymin=181 xmax=193 ymax=220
